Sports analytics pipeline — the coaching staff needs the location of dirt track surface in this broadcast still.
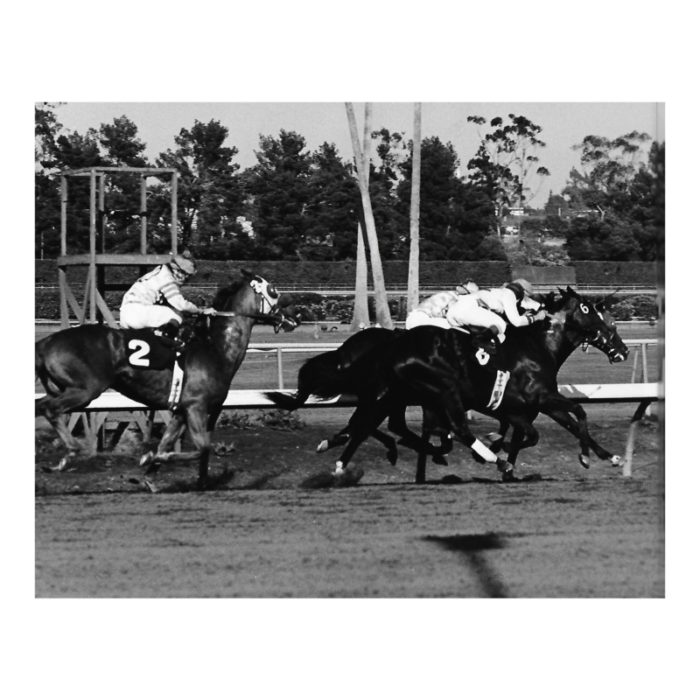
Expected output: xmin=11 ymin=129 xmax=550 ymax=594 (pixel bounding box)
xmin=35 ymin=407 xmax=663 ymax=598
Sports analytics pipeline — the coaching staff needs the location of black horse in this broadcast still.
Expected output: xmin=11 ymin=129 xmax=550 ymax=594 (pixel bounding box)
xmin=266 ymin=326 xmax=463 ymax=464
xmin=277 ymin=286 xmax=628 ymax=484
xmin=35 ymin=270 xmax=299 ymax=490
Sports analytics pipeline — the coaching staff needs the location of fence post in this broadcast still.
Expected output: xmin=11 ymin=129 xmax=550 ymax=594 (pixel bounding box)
xmin=277 ymin=348 xmax=284 ymax=390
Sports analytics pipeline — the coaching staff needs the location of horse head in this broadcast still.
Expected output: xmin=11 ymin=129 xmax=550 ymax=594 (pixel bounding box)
xmin=242 ymin=269 xmax=300 ymax=333
xmin=557 ymin=286 xmax=629 ymax=363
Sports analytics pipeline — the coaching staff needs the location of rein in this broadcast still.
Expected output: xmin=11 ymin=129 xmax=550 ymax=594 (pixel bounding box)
xmin=211 ymin=310 xmax=282 ymax=323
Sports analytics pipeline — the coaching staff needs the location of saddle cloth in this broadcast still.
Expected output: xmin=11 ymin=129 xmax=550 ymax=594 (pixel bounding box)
xmin=122 ymin=328 xmax=177 ymax=371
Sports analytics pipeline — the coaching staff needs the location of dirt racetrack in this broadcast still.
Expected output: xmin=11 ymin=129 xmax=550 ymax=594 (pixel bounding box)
xmin=35 ymin=402 xmax=663 ymax=598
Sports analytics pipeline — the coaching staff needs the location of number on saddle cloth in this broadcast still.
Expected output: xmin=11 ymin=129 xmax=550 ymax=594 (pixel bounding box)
xmin=123 ymin=328 xmax=178 ymax=371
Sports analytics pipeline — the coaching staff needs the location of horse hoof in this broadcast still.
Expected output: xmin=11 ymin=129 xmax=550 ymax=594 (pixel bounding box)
xmin=317 ymin=440 xmax=330 ymax=453
xmin=502 ymin=468 xmax=516 ymax=483
xmin=610 ymin=455 xmax=621 ymax=466
xmin=579 ymin=454 xmax=590 ymax=469
xmin=144 ymin=477 xmax=160 ymax=494
xmin=139 ymin=451 xmax=155 ymax=468
xmin=485 ymin=432 xmax=503 ymax=448
xmin=334 ymin=467 xmax=364 ymax=487
xmin=432 ymin=454 xmax=448 ymax=466
xmin=56 ymin=456 xmax=70 ymax=472
xmin=387 ymin=449 xmax=398 ymax=466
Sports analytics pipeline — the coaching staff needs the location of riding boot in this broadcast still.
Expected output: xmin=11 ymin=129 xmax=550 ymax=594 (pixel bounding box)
xmin=154 ymin=322 xmax=182 ymax=351
xmin=473 ymin=326 xmax=498 ymax=354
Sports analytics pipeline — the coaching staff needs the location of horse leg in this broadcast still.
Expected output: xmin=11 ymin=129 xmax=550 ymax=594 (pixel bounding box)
xmin=502 ymin=417 xmax=539 ymax=471
xmin=369 ymin=429 xmax=398 ymax=466
xmin=36 ymin=389 xmax=102 ymax=470
xmin=438 ymin=392 xmax=514 ymax=481
xmin=317 ymin=426 xmax=352 ymax=453
xmin=485 ymin=418 xmax=511 ymax=453
xmin=140 ymin=413 xmax=186 ymax=472
xmin=141 ymin=408 xmax=212 ymax=490
xmin=331 ymin=400 xmax=394 ymax=484
xmin=414 ymin=420 xmax=432 ymax=484
xmin=424 ymin=407 xmax=454 ymax=456
xmin=317 ymin=423 xmax=398 ymax=465
xmin=387 ymin=406 xmax=449 ymax=465
xmin=537 ymin=392 xmax=622 ymax=468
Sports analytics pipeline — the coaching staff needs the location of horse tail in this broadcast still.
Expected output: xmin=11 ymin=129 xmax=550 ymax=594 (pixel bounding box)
xmin=296 ymin=351 xmax=356 ymax=399
xmin=264 ymin=390 xmax=305 ymax=411
xmin=265 ymin=350 xmax=356 ymax=410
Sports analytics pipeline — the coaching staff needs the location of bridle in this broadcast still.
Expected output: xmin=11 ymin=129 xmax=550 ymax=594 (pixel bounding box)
xmin=209 ymin=276 xmax=296 ymax=332
xmin=573 ymin=303 xmax=626 ymax=362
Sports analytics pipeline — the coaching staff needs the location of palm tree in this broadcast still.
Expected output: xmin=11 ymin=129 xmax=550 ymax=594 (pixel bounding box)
xmin=407 ymin=102 xmax=421 ymax=312
xmin=349 ymin=105 xmax=372 ymax=331
xmin=345 ymin=102 xmax=393 ymax=329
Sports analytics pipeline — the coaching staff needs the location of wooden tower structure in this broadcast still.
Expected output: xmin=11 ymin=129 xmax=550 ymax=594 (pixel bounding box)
xmin=58 ymin=166 xmax=179 ymax=328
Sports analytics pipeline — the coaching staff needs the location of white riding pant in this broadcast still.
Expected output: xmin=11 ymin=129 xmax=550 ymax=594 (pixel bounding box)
xmin=119 ymin=303 xmax=182 ymax=330
xmin=405 ymin=309 xmax=452 ymax=330
xmin=445 ymin=296 xmax=507 ymax=342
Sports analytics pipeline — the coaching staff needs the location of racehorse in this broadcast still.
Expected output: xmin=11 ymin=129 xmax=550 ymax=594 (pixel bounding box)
xmin=282 ymin=286 xmax=628 ymax=484
xmin=35 ymin=270 xmax=299 ymax=490
xmin=266 ymin=326 xmax=465 ymax=464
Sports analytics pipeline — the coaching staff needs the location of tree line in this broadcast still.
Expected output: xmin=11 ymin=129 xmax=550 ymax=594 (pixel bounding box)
xmin=35 ymin=104 xmax=663 ymax=264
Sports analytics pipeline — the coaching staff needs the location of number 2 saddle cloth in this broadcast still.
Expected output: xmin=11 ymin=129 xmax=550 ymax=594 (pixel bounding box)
xmin=122 ymin=328 xmax=179 ymax=371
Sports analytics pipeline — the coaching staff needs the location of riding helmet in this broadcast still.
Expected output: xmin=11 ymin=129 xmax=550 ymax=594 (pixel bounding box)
xmin=170 ymin=252 xmax=197 ymax=277
xmin=507 ymin=278 xmax=534 ymax=300
xmin=456 ymin=281 xmax=480 ymax=295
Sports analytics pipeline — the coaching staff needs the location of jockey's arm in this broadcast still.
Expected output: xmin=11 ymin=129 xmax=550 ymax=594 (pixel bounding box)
xmin=160 ymin=279 xmax=202 ymax=315
xmin=502 ymin=290 xmax=535 ymax=327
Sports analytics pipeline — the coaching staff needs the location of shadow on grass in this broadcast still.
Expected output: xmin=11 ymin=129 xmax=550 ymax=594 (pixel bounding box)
xmin=424 ymin=532 xmax=509 ymax=598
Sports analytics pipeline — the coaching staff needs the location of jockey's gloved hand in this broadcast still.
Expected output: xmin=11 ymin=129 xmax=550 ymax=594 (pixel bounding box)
xmin=531 ymin=310 xmax=547 ymax=322
xmin=199 ymin=307 xmax=217 ymax=316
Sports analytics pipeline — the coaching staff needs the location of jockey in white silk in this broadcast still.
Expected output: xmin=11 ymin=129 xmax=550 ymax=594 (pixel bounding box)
xmin=446 ymin=278 xmax=545 ymax=343
xmin=404 ymin=281 xmax=479 ymax=330
xmin=119 ymin=252 xmax=215 ymax=331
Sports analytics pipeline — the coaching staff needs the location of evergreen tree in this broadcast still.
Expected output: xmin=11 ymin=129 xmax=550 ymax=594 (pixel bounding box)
xmin=245 ymin=130 xmax=313 ymax=260
xmin=396 ymin=136 xmax=500 ymax=260
xmin=156 ymin=119 xmax=243 ymax=251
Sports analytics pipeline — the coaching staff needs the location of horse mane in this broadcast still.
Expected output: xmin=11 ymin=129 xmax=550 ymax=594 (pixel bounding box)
xmin=211 ymin=274 xmax=252 ymax=311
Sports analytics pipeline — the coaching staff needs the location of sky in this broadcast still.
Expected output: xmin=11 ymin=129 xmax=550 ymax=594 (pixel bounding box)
xmin=51 ymin=102 xmax=664 ymax=209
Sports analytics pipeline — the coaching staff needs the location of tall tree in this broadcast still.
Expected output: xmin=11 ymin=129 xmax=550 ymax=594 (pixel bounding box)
xmin=396 ymin=136 xmax=499 ymax=260
xmin=560 ymin=132 xmax=657 ymax=261
xmin=572 ymin=131 xmax=652 ymax=195
xmin=245 ymin=130 xmax=313 ymax=260
xmin=156 ymin=119 xmax=242 ymax=249
xmin=407 ymin=103 xmax=421 ymax=312
xmin=88 ymin=116 xmax=152 ymax=252
xmin=350 ymin=106 xmax=372 ymax=331
xmin=303 ymin=142 xmax=359 ymax=260
xmin=345 ymin=103 xmax=393 ymax=329
xmin=35 ymin=103 xmax=64 ymax=258
xmin=466 ymin=114 xmax=550 ymax=236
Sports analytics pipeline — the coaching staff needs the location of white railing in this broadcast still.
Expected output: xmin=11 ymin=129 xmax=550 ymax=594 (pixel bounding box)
xmin=35 ymin=339 xmax=660 ymax=477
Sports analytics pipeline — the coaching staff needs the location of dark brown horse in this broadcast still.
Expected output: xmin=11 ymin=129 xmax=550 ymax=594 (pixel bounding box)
xmin=35 ymin=270 xmax=299 ymax=490
xmin=278 ymin=287 xmax=628 ymax=484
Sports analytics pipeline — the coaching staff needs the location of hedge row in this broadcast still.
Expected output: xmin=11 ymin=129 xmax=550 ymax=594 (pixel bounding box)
xmin=35 ymin=288 xmax=658 ymax=323
xmin=35 ymin=259 xmax=658 ymax=288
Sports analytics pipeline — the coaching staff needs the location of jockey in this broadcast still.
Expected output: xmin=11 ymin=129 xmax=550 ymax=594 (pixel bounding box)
xmin=404 ymin=281 xmax=479 ymax=330
xmin=119 ymin=252 xmax=216 ymax=341
xmin=446 ymin=278 xmax=546 ymax=344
